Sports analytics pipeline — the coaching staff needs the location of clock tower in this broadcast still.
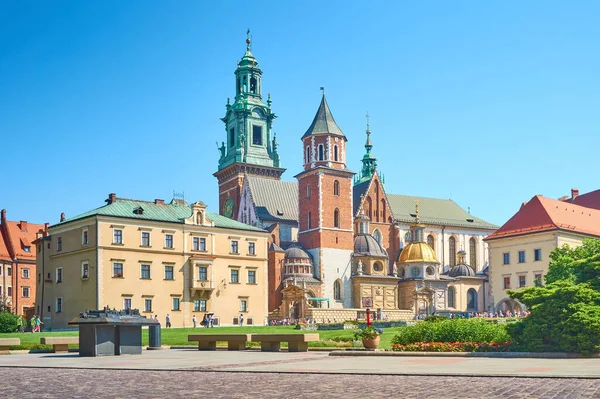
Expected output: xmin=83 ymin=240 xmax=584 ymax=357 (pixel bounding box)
xmin=214 ymin=31 xmax=285 ymax=219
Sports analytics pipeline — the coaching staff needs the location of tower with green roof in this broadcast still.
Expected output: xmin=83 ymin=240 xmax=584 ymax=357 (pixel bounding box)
xmin=214 ymin=31 xmax=285 ymax=219
xmin=354 ymin=115 xmax=383 ymax=185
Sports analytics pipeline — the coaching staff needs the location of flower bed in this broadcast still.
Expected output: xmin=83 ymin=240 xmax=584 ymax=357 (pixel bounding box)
xmin=391 ymin=341 xmax=512 ymax=352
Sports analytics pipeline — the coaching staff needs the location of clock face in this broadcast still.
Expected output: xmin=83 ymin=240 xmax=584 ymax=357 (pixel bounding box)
xmin=223 ymin=197 xmax=235 ymax=219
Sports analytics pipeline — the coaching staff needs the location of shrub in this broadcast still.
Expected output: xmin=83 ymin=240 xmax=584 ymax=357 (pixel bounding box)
xmin=392 ymin=341 xmax=512 ymax=352
xmin=0 ymin=312 xmax=19 ymax=333
xmin=391 ymin=318 xmax=510 ymax=345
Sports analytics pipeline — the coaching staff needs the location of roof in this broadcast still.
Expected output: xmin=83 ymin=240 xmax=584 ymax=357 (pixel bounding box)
xmin=302 ymin=95 xmax=345 ymax=139
xmin=285 ymin=245 xmax=311 ymax=260
xmin=246 ymin=176 xmax=298 ymax=223
xmin=353 ymin=180 xmax=371 ymax=215
xmin=0 ymin=229 xmax=11 ymax=262
xmin=386 ymin=194 xmax=498 ymax=230
xmin=0 ymin=219 xmax=45 ymax=262
xmin=568 ymin=189 xmax=600 ymax=211
xmin=56 ymin=197 xmax=264 ymax=232
xmin=354 ymin=234 xmax=388 ymax=257
xmin=448 ymin=264 xmax=476 ymax=277
xmin=485 ymin=195 xmax=600 ymax=241
xmin=397 ymin=242 xmax=440 ymax=264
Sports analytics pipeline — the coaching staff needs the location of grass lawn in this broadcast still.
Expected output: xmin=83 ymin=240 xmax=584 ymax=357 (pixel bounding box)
xmin=1 ymin=326 xmax=403 ymax=350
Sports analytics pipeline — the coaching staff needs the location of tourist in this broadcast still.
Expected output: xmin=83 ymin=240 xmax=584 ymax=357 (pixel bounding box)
xmin=30 ymin=315 xmax=37 ymax=333
xmin=35 ymin=315 xmax=43 ymax=332
xmin=154 ymin=315 xmax=159 ymax=323
xmin=192 ymin=314 xmax=197 ymax=328
xmin=239 ymin=314 xmax=244 ymax=326
xmin=209 ymin=314 xmax=214 ymax=328
xmin=201 ymin=314 xmax=208 ymax=328
xmin=166 ymin=314 xmax=171 ymax=328
xmin=17 ymin=315 xmax=24 ymax=332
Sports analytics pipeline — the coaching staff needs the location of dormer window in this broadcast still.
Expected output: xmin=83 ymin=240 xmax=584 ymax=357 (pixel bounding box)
xmin=23 ymin=246 xmax=31 ymax=253
xmin=134 ymin=207 xmax=144 ymax=215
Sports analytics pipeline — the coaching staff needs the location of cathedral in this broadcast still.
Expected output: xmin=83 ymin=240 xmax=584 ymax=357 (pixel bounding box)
xmin=214 ymin=34 xmax=498 ymax=321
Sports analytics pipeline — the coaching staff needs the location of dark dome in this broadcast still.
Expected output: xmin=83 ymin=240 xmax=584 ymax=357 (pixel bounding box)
xmin=448 ymin=264 xmax=476 ymax=277
xmin=353 ymin=234 xmax=387 ymax=257
xmin=285 ymin=245 xmax=311 ymax=260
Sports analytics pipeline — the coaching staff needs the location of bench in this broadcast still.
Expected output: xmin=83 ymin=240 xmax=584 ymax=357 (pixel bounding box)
xmin=188 ymin=334 xmax=250 ymax=351
xmin=0 ymin=338 xmax=20 ymax=354
xmin=40 ymin=337 xmax=79 ymax=353
xmin=250 ymin=333 xmax=319 ymax=352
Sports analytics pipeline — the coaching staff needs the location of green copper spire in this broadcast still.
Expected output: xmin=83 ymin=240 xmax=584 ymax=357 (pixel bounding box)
xmin=356 ymin=113 xmax=377 ymax=185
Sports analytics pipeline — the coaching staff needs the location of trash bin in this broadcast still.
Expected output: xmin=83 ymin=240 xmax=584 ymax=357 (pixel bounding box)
xmin=148 ymin=323 xmax=162 ymax=349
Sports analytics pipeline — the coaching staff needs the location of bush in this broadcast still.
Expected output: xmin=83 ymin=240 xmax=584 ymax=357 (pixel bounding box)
xmin=0 ymin=312 xmax=19 ymax=333
xmin=391 ymin=318 xmax=510 ymax=345
xmin=392 ymin=341 xmax=512 ymax=352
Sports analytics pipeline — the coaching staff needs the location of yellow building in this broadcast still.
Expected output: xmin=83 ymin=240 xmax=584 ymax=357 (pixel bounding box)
xmin=35 ymin=193 xmax=269 ymax=329
xmin=485 ymin=192 xmax=600 ymax=312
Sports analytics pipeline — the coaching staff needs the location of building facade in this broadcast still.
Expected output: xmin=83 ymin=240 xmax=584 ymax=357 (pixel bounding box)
xmin=35 ymin=194 xmax=269 ymax=329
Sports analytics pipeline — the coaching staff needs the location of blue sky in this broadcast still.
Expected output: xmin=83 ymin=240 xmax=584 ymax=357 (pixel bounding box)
xmin=1 ymin=1 xmax=599 ymax=226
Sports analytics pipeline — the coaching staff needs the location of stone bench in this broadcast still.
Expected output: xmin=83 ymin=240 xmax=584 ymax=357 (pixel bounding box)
xmin=0 ymin=338 xmax=20 ymax=354
xmin=40 ymin=337 xmax=79 ymax=353
xmin=188 ymin=334 xmax=250 ymax=351
xmin=250 ymin=333 xmax=319 ymax=352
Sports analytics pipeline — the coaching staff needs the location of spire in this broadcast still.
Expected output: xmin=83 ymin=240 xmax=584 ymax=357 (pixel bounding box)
xmin=410 ymin=201 xmax=425 ymax=243
xmin=302 ymin=93 xmax=345 ymax=139
xmin=357 ymin=113 xmax=377 ymax=185
xmin=246 ymin=28 xmax=252 ymax=52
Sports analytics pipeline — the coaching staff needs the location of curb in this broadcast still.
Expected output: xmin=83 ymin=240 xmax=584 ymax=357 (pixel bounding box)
xmin=329 ymin=350 xmax=600 ymax=359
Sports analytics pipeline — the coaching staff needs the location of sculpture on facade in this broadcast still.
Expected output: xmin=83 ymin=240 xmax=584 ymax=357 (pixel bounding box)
xmin=393 ymin=263 xmax=398 ymax=277
xmin=217 ymin=141 xmax=226 ymax=161
xmin=357 ymin=259 xmax=365 ymax=275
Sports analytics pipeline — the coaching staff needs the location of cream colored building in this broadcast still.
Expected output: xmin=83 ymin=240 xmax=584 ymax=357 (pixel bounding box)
xmin=485 ymin=192 xmax=600 ymax=312
xmin=35 ymin=193 xmax=269 ymax=329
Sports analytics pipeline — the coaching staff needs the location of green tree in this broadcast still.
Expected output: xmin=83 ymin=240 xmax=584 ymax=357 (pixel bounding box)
xmin=508 ymin=239 xmax=600 ymax=354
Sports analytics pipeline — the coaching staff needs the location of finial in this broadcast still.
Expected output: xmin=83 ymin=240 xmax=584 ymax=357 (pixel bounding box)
xmin=227 ymin=97 xmax=230 ymax=104
xmin=320 ymin=86 xmax=325 ymax=96
xmin=366 ymin=112 xmax=371 ymax=134
xmin=267 ymin=93 xmax=272 ymax=108
xmin=246 ymin=28 xmax=251 ymax=50
xmin=415 ymin=200 xmax=420 ymax=223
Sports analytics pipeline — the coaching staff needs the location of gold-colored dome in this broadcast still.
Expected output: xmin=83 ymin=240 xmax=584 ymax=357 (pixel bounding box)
xmin=397 ymin=242 xmax=439 ymax=264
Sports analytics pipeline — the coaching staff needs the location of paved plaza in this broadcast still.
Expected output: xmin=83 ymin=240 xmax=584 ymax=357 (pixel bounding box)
xmin=1 ymin=349 xmax=600 ymax=398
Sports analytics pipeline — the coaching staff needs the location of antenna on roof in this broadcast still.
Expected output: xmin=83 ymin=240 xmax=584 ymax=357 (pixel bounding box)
xmin=173 ymin=190 xmax=185 ymax=201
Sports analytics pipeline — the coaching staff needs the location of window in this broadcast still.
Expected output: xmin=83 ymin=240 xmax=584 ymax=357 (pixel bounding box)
xmin=6 ymin=267 xmax=10 ymax=276
xmin=164 ymin=265 xmax=174 ymax=280
xmin=307 ymin=211 xmax=312 ymax=229
xmin=82 ymin=229 xmax=88 ymax=245
xmin=81 ymin=263 xmax=89 ymax=279
xmin=198 ymin=267 xmax=207 ymax=281
xmin=57 ymin=237 xmax=63 ymax=251
xmin=333 ymin=280 xmax=341 ymax=300
xmin=230 ymin=240 xmax=239 ymax=254
xmin=519 ymin=275 xmax=526 ymax=288
xmin=469 ymin=237 xmax=476 ymax=267
xmin=194 ymin=299 xmax=207 ymax=312
xmin=248 ymin=242 xmax=256 ymax=255
xmin=334 ymin=208 xmax=340 ymax=228
xmin=518 ymin=251 xmax=526 ymax=263
xmin=22 ymin=268 xmax=29 ymax=279
xmin=23 ymin=246 xmax=30 ymax=252
xmin=192 ymin=237 xmax=200 ymax=251
xmin=305 ymin=146 xmax=310 ymax=163
xmin=22 ymin=286 xmax=30 ymax=298
xmin=199 ymin=237 xmax=206 ymax=251
xmin=411 ymin=267 xmax=420 ymax=278
xmin=334 ymin=145 xmax=339 ymax=161
xmin=503 ymin=253 xmax=510 ymax=265
xmin=56 ymin=268 xmax=63 ymax=283
xmin=56 ymin=297 xmax=63 ymax=313
xmin=248 ymin=270 xmax=256 ymax=284
xmin=449 ymin=236 xmax=456 ymax=267
xmin=534 ymin=273 xmax=543 ymax=286
xmin=306 ymin=184 xmax=311 ymax=198
xmin=373 ymin=229 xmax=382 ymax=245
xmin=448 ymin=287 xmax=455 ymax=308
xmin=165 ymin=234 xmax=174 ymax=249
xmin=231 ymin=269 xmax=239 ymax=283
xmin=141 ymin=232 xmax=150 ymax=247
xmin=240 ymin=299 xmax=248 ymax=312
xmin=252 ymin=125 xmax=263 ymax=145
xmin=7 ymin=287 xmax=12 ymax=297
xmin=334 ymin=180 xmax=340 ymax=196
xmin=503 ymin=276 xmax=511 ymax=290
xmin=113 ymin=263 xmax=123 ymax=278
xmin=144 ymin=299 xmax=152 ymax=312
xmin=534 ymin=249 xmax=542 ymax=261
xmin=229 ymin=127 xmax=235 ymax=148
xmin=318 ymin=144 xmax=324 ymax=161
xmin=427 ymin=235 xmax=435 ymax=250
xmin=113 ymin=229 xmax=122 ymax=244
xmin=172 ymin=298 xmax=180 ymax=311
xmin=124 ymin=298 xmax=132 ymax=310
xmin=141 ymin=264 xmax=151 ymax=279
xmin=373 ymin=262 xmax=383 ymax=272
xmin=250 ymin=76 xmax=257 ymax=94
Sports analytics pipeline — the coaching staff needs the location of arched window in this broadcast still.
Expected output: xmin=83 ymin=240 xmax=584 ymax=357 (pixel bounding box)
xmin=305 ymin=146 xmax=310 ymax=164
xmin=373 ymin=229 xmax=382 ymax=245
xmin=448 ymin=287 xmax=455 ymax=308
xmin=250 ymin=77 xmax=257 ymax=94
xmin=307 ymin=211 xmax=312 ymax=229
xmin=333 ymin=180 xmax=340 ymax=196
xmin=449 ymin=236 xmax=457 ymax=267
xmin=306 ymin=184 xmax=311 ymax=198
xmin=334 ymin=208 xmax=340 ymax=228
xmin=333 ymin=280 xmax=341 ymax=300
xmin=467 ymin=288 xmax=477 ymax=311
xmin=427 ymin=234 xmax=435 ymax=250
xmin=318 ymin=144 xmax=324 ymax=161
xmin=334 ymin=145 xmax=339 ymax=161
xmin=469 ymin=237 xmax=477 ymax=268
xmin=381 ymin=199 xmax=386 ymax=221
xmin=365 ymin=196 xmax=372 ymax=219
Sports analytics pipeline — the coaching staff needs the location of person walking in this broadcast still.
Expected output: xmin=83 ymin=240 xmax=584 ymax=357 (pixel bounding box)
xmin=30 ymin=315 xmax=36 ymax=333
xmin=239 ymin=314 xmax=244 ymax=327
xmin=165 ymin=314 xmax=171 ymax=328
xmin=17 ymin=315 xmax=24 ymax=332
xmin=35 ymin=315 xmax=43 ymax=333
xmin=192 ymin=315 xmax=197 ymax=328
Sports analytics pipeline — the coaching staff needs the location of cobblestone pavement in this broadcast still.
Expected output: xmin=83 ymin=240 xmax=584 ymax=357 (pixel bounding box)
xmin=2 ymin=368 xmax=600 ymax=399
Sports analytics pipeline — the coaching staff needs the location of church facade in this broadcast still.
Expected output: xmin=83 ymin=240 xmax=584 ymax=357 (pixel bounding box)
xmin=216 ymin=34 xmax=498 ymax=321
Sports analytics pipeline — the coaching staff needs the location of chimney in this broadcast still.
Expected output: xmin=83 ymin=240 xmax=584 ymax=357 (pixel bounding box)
xmin=571 ymin=188 xmax=579 ymax=200
xmin=20 ymin=221 xmax=28 ymax=231
xmin=1 ymin=209 xmax=6 ymax=223
xmin=60 ymin=212 xmax=66 ymax=222
xmin=155 ymin=199 xmax=165 ymax=205
xmin=106 ymin=193 xmax=117 ymax=204
xmin=44 ymin=223 xmax=49 ymax=232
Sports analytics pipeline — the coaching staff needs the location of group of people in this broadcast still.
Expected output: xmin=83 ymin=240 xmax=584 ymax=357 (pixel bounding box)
xmin=444 ymin=310 xmax=531 ymax=319
xmin=148 ymin=314 xmax=172 ymax=328
xmin=17 ymin=315 xmax=43 ymax=333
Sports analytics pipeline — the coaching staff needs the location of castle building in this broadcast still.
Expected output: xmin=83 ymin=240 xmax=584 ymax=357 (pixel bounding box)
xmin=218 ymin=35 xmax=498 ymax=321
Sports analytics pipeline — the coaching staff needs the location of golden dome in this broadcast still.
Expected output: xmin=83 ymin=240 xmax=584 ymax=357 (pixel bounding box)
xmin=397 ymin=242 xmax=439 ymax=264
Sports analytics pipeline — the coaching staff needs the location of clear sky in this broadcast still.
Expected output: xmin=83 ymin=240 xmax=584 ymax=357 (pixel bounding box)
xmin=1 ymin=1 xmax=599 ymax=227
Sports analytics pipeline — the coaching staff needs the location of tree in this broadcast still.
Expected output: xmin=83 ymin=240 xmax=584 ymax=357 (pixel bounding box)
xmin=507 ymin=239 xmax=600 ymax=354
xmin=0 ymin=295 xmax=12 ymax=314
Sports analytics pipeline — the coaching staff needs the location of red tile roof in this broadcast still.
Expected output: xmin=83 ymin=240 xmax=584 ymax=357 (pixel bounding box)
xmin=568 ymin=189 xmax=600 ymax=211
xmin=485 ymin=195 xmax=600 ymax=241
xmin=0 ymin=217 xmax=45 ymax=262
xmin=0 ymin=229 xmax=10 ymax=262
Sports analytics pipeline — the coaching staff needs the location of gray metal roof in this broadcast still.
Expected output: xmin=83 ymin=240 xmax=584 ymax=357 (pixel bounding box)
xmin=448 ymin=264 xmax=476 ymax=277
xmin=246 ymin=176 xmax=298 ymax=223
xmin=353 ymin=234 xmax=388 ymax=257
xmin=302 ymin=95 xmax=345 ymax=139
xmin=285 ymin=245 xmax=311 ymax=260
